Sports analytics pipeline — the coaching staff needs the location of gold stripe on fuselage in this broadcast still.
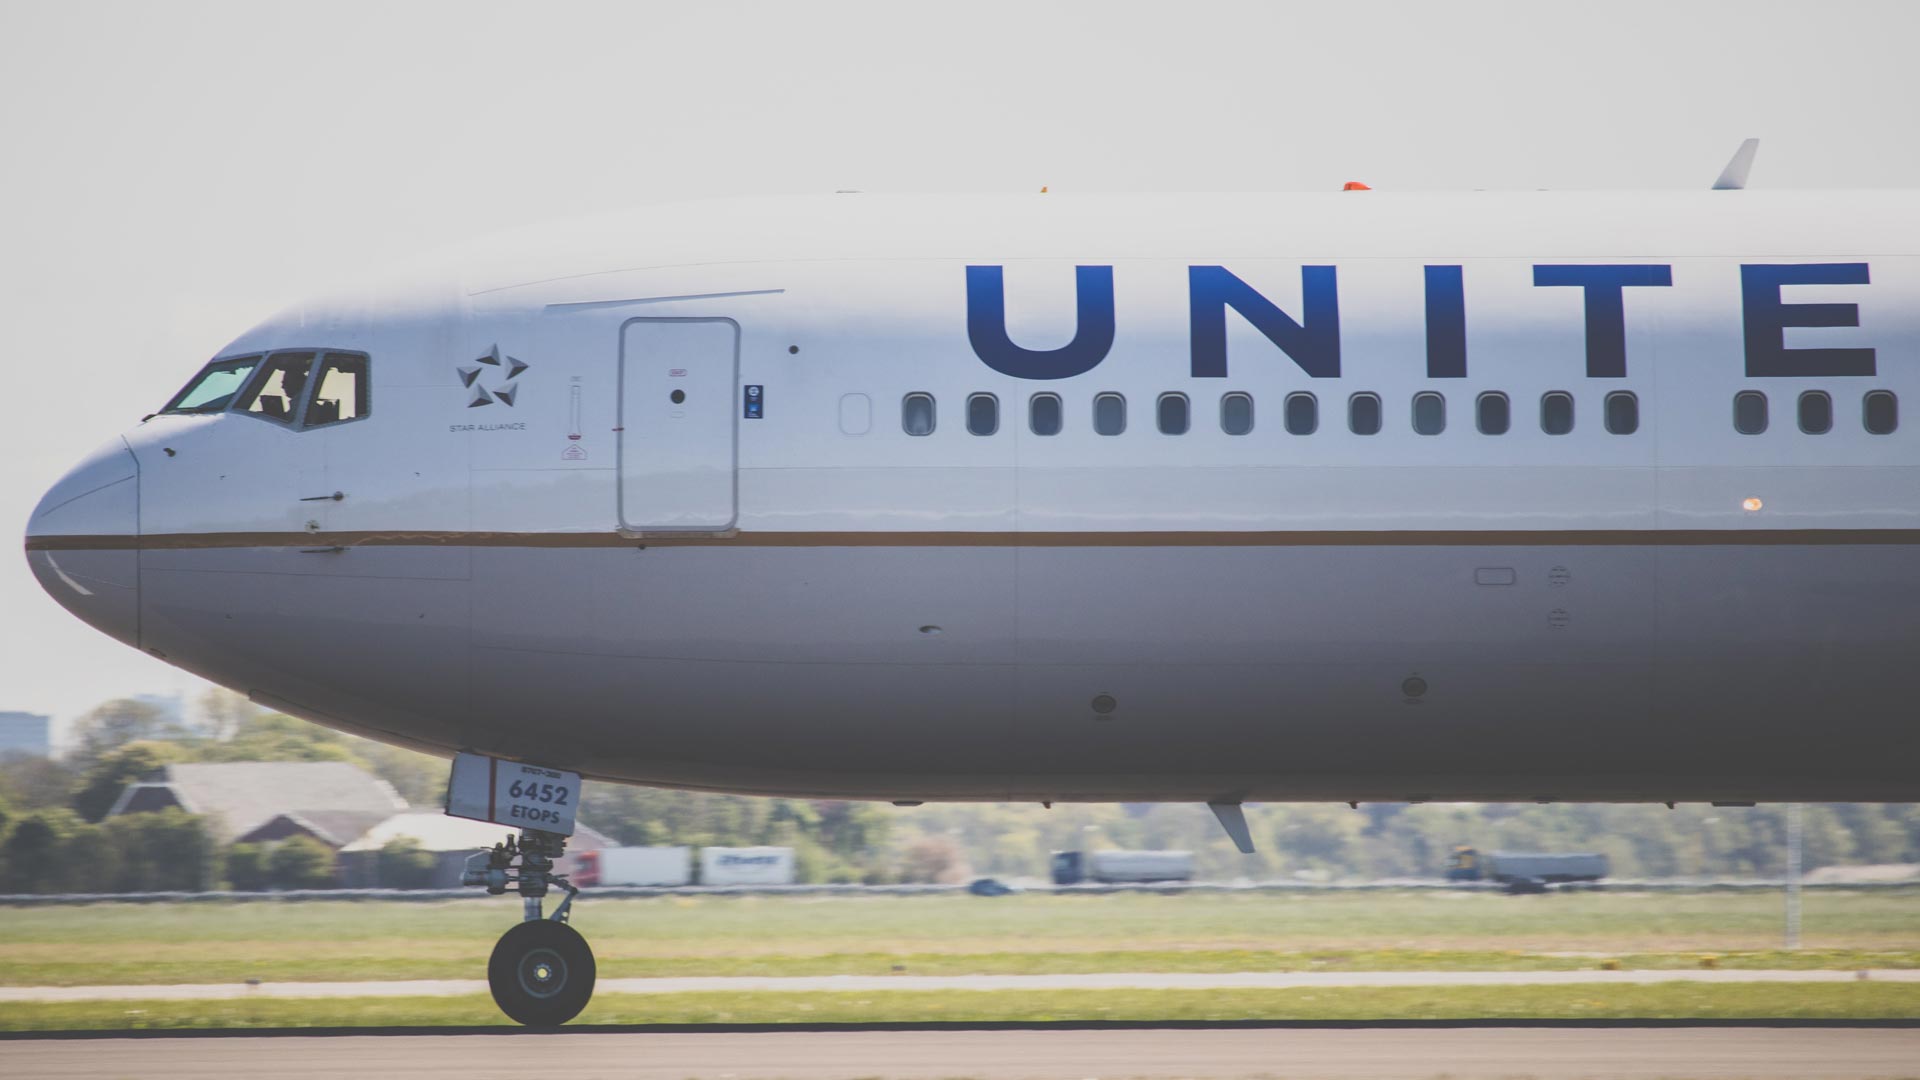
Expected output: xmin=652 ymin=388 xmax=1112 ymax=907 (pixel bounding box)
xmin=24 ymin=529 xmax=1920 ymax=550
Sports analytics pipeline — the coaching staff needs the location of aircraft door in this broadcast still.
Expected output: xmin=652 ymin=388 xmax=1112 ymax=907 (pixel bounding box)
xmin=618 ymin=318 xmax=738 ymax=532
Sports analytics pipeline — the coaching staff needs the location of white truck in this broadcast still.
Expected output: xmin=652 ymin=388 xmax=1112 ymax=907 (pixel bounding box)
xmin=1052 ymin=849 xmax=1195 ymax=884
xmin=574 ymin=846 xmax=693 ymax=887
xmin=1448 ymin=847 xmax=1610 ymax=893
xmin=700 ymin=846 xmax=797 ymax=886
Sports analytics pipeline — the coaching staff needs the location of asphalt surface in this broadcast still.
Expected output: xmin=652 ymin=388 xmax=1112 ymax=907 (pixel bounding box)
xmin=3 ymin=968 xmax=1912 ymax=1002
xmin=5 ymin=1027 xmax=1919 ymax=1079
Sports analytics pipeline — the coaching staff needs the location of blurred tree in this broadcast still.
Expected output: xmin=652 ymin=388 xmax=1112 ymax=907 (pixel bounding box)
xmin=225 ymin=842 xmax=271 ymax=891
xmin=103 ymin=809 xmax=218 ymax=892
xmin=63 ymin=822 xmax=122 ymax=893
xmin=198 ymin=713 xmax=360 ymax=764
xmin=266 ymin=835 xmax=337 ymax=890
xmin=899 ymin=835 xmax=971 ymax=883
xmin=814 ymin=801 xmax=892 ymax=858
xmin=348 ymin=739 xmax=446 ymax=807
xmin=68 ymin=698 xmax=181 ymax=771
xmin=1 ymin=808 xmax=83 ymax=892
xmin=71 ymin=741 xmax=185 ymax=822
xmin=376 ymin=837 xmax=438 ymax=889
xmin=0 ymin=753 xmax=78 ymax=811
xmin=193 ymin=688 xmax=260 ymax=742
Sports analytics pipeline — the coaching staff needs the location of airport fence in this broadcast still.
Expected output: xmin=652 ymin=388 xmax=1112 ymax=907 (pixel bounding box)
xmin=0 ymin=878 xmax=1914 ymax=905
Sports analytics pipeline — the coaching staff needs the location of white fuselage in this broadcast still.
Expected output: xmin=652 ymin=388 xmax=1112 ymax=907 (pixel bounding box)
xmin=26 ymin=191 xmax=1920 ymax=803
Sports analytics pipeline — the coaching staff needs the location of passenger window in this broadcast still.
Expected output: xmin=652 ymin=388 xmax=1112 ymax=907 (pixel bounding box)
xmin=235 ymin=352 xmax=317 ymax=423
xmin=902 ymin=392 xmax=936 ymax=436
xmin=1284 ymin=392 xmax=1317 ymax=435
xmin=966 ymin=393 xmax=998 ymax=436
xmin=1093 ymin=393 xmax=1126 ymax=436
xmin=1541 ymin=391 xmax=1574 ymax=435
xmin=1351 ymin=390 xmax=1382 ymax=432
xmin=1348 ymin=392 xmax=1381 ymax=436
xmin=304 ymin=353 xmax=368 ymax=427
xmin=1798 ymin=390 xmax=1832 ymax=435
xmin=1733 ymin=390 xmax=1768 ymax=435
xmin=1220 ymin=392 xmax=1254 ymax=435
xmin=1604 ymin=391 xmax=1638 ymax=435
xmin=1156 ymin=393 xmax=1189 ymax=435
xmin=162 ymin=355 xmax=262 ymax=414
xmin=1411 ymin=392 xmax=1446 ymax=435
xmin=1864 ymin=390 xmax=1898 ymax=435
xmin=1029 ymin=393 xmax=1062 ymax=436
xmin=1476 ymin=391 xmax=1509 ymax=435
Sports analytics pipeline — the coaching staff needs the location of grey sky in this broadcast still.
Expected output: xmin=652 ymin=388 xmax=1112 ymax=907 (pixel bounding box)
xmin=2 ymin=0 xmax=1916 ymax=738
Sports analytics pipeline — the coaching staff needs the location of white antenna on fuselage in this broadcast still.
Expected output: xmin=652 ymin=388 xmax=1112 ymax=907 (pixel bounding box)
xmin=1712 ymin=138 xmax=1760 ymax=190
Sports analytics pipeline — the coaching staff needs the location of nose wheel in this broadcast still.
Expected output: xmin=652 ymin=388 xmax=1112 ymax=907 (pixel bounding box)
xmin=487 ymin=919 xmax=597 ymax=1026
xmin=461 ymin=827 xmax=596 ymax=1025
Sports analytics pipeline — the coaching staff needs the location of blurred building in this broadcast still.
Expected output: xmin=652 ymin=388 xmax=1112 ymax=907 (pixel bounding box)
xmin=0 ymin=712 xmax=52 ymax=757
xmin=336 ymin=811 xmax=612 ymax=888
xmin=107 ymin=760 xmax=408 ymax=844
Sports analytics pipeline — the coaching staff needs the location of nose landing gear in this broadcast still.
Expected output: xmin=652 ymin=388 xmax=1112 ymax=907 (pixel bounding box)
xmin=462 ymin=828 xmax=596 ymax=1026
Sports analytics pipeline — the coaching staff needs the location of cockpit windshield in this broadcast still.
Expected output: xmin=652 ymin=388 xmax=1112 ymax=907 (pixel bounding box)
xmin=160 ymin=355 xmax=262 ymax=414
xmin=158 ymin=348 xmax=371 ymax=426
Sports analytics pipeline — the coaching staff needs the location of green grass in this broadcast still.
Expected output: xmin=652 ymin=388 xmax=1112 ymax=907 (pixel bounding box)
xmin=4 ymin=984 xmax=1918 ymax=1032
xmin=3 ymin=889 xmax=1917 ymax=987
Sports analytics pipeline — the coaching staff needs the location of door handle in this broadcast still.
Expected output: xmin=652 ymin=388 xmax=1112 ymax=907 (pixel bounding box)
xmin=300 ymin=491 xmax=346 ymax=502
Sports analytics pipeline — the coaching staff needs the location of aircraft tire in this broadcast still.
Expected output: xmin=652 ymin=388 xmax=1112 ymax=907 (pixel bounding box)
xmin=487 ymin=919 xmax=596 ymax=1026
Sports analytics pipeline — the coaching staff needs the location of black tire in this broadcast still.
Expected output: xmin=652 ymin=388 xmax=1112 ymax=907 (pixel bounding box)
xmin=487 ymin=919 xmax=596 ymax=1026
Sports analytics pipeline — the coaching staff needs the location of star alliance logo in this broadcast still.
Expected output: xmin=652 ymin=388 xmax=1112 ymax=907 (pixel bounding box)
xmin=458 ymin=344 xmax=529 ymax=407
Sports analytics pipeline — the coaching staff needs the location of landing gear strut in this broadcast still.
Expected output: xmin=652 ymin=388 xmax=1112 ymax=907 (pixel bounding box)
xmin=462 ymin=828 xmax=596 ymax=1026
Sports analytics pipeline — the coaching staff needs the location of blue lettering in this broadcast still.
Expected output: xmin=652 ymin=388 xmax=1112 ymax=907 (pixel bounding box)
xmin=1424 ymin=265 xmax=1467 ymax=378
xmin=1533 ymin=264 xmax=1673 ymax=377
xmin=1188 ymin=265 xmax=1340 ymax=378
xmin=965 ymin=265 xmax=1114 ymax=380
xmin=1740 ymin=263 xmax=1875 ymax=377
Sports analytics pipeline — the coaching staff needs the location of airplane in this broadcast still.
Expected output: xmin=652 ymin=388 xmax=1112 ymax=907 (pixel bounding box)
xmin=26 ymin=143 xmax=1920 ymax=1022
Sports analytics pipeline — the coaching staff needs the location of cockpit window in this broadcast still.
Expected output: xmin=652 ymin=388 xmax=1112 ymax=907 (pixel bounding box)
xmin=159 ymin=348 xmax=371 ymax=427
xmin=161 ymin=355 xmax=262 ymax=414
xmin=234 ymin=352 xmax=318 ymax=423
xmin=306 ymin=353 xmax=368 ymax=427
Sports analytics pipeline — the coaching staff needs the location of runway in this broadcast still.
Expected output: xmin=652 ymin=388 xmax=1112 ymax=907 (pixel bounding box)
xmin=2 ymin=968 xmax=1912 ymax=1002
xmin=4 ymin=1027 xmax=1918 ymax=1079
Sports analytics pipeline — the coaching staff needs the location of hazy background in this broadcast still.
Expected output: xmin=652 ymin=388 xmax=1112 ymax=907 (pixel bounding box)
xmin=3 ymin=0 xmax=1917 ymax=738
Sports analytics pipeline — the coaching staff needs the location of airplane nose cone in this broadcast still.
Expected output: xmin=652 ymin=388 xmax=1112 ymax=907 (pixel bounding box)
xmin=25 ymin=439 xmax=140 ymax=649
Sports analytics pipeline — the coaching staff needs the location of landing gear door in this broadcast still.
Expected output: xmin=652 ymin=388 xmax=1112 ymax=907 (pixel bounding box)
xmin=617 ymin=318 xmax=738 ymax=533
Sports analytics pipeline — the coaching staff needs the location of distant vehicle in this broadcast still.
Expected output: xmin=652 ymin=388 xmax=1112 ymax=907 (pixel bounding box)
xmin=968 ymin=877 xmax=1016 ymax=897
xmin=1052 ymin=849 xmax=1195 ymax=885
xmin=700 ymin=846 xmax=796 ymax=886
xmin=573 ymin=846 xmax=693 ymax=888
xmin=1447 ymin=846 xmax=1609 ymax=893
